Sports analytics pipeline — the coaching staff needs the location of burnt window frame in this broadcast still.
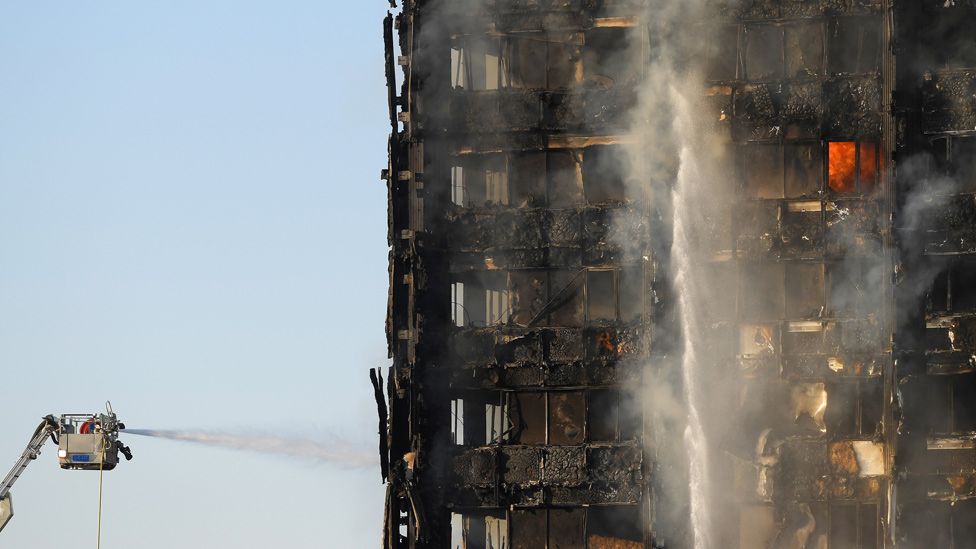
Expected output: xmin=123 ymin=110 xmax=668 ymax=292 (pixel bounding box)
xmin=459 ymin=389 xmax=639 ymax=447
xmin=826 ymin=259 xmax=884 ymax=318
xmin=928 ymin=260 xmax=976 ymax=314
xmin=451 ymin=271 xmax=512 ymax=328
xmin=825 ymin=378 xmax=884 ymax=438
xmin=454 ymin=505 xmax=643 ymax=549
xmin=827 ymin=140 xmax=880 ymax=195
xmin=451 ymin=32 xmax=585 ymax=92
xmin=455 ymin=149 xmax=587 ymax=210
xmin=490 ymin=390 xmax=583 ymax=447
xmin=738 ymin=322 xmax=781 ymax=358
xmin=786 ymin=262 xmax=827 ymax=319
xmin=581 ymin=144 xmax=631 ymax=205
xmin=929 ymin=135 xmax=976 ymax=194
xmin=509 ymin=270 xmax=584 ymax=328
xmin=738 ymin=141 xmax=825 ymax=200
xmin=705 ymin=23 xmax=741 ymax=82
xmin=827 ymin=16 xmax=883 ymax=76
xmin=922 ymin=373 xmax=976 ymax=436
xmin=736 ymin=262 xmax=828 ymax=356
xmin=584 ymin=267 xmax=644 ymax=324
xmin=511 ymin=149 xmax=585 ymax=209
xmin=450 ymin=509 xmax=509 ymax=549
xmin=450 ymin=392 xmax=509 ymax=446
xmin=450 ymin=35 xmax=508 ymax=91
xmin=450 ymin=153 xmax=511 ymax=208
xmin=828 ymin=501 xmax=880 ymax=549
xmin=586 ymin=388 xmax=640 ymax=443
xmin=737 ymin=262 xmax=787 ymax=322
xmin=742 ymin=23 xmax=785 ymax=82
xmin=451 ymin=396 xmax=466 ymax=445
xmin=507 ymin=32 xmax=582 ymax=91
xmin=545 ymin=149 xmax=584 ymax=208
xmin=785 ymin=20 xmax=826 ymax=78
xmin=582 ymin=26 xmax=642 ymax=90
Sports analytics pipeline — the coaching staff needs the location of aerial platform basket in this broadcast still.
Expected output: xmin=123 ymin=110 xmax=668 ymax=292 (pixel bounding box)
xmin=57 ymin=414 xmax=122 ymax=471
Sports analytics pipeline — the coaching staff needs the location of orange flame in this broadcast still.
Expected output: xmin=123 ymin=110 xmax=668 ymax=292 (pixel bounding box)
xmin=596 ymin=331 xmax=616 ymax=354
xmin=828 ymin=142 xmax=857 ymax=193
xmin=859 ymin=142 xmax=878 ymax=193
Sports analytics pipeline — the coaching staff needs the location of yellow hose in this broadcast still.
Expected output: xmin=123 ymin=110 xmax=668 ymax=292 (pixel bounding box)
xmin=96 ymin=441 xmax=105 ymax=549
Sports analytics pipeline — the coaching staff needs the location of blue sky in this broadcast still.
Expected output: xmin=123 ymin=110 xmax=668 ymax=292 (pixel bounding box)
xmin=0 ymin=2 xmax=391 ymax=547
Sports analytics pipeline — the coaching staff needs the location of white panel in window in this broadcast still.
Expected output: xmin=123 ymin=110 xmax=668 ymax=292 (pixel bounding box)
xmin=452 ymin=165 xmax=465 ymax=206
xmin=451 ymin=47 xmax=466 ymax=89
xmin=486 ymin=289 xmax=510 ymax=325
xmin=452 ymin=282 xmax=466 ymax=327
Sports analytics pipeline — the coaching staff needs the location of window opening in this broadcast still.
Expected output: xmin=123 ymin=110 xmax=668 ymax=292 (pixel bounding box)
xmin=511 ymin=152 xmax=547 ymax=208
xmin=785 ymin=143 xmax=823 ymax=198
xmin=705 ymin=25 xmax=739 ymax=81
xmin=548 ymin=508 xmax=584 ymax=548
xmin=828 ymin=17 xmax=882 ymax=75
xmin=510 ymin=509 xmax=546 ymax=549
xmin=451 ymin=511 xmax=509 ymax=549
xmin=785 ymin=263 xmax=825 ymax=319
xmin=451 ymin=39 xmax=504 ymax=90
xmin=785 ymin=22 xmax=824 ymax=78
xmin=744 ymin=25 xmax=784 ymax=81
xmin=548 ymin=392 xmax=584 ymax=445
xmin=583 ymin=145 xmax=629 ymax=204
xmin=950 ymin=137 xmax=976 ymax=192
xmin=742 ymin=144 xmax=785 ymax=199
xmin=486 ymin=395 xmax=511 ymax=444
xmin=547 ymin=150 xmax=583 ymax=208
xmin=825 ymin=379 xmax=883 ymax=437
xmin=505 ymin=33 xmax=578 ymax=90
xmin=452 ymin=273 xmax=511 ymax=327
xmin=454 ymin=155 xmax=509 ymax=208
xmin=453 ymin=281 xmax=467 ymax=327
xmin=586 ymin=270 xmax=616 ymax=322
xmin=512 ymin=392 xmax=546 ymax=444
xmin=739 ymin=263 xmax=786 ymax=321
xmin=828 ymin=141 xmax=879 ymax=194
xmin=587 ymin=506 xmax=643 ymax=549
xmin=827 ymin=260 xmax=882 ymax=317
xmin=485 ymin=159 xmax=509 ymax=205
xmin=828 ymin=502 xmax=879 ymax=549
xmin=618 ymin=268 xmax=643 ymax=323
xmin=451 ymin=398 xmax=465 ymax=445
xmin=513 ymin=270 xmax=584 ymax=328
xmin=587 ymin=389 xmax=639 ymax=443
xmin=452 ymin=165 xmax=465 ymax=206
xmin=583 ymin=28 xmax=640 ymax=89
xmin=739 ymin=323 xmax=779 ymax=357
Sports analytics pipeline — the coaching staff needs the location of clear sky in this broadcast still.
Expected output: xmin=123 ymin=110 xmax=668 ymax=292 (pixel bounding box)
xmin=0 ymin=2 xmax=391 ymax=547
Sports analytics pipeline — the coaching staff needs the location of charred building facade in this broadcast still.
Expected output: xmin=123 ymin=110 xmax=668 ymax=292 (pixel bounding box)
xmin=378 ymin=1 xmax=976 ymax=548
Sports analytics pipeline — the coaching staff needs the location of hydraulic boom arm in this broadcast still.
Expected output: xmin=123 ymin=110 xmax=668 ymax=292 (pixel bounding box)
xmin=0 ymin=415 xmax=59 ymax=532
xmin=1 ymin=416 xmax=58 ymax=501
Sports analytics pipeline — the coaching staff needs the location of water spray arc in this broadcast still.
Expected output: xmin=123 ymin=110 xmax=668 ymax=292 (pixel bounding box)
xmin=673 ymin=147 xmax=715 ymax=549
xmin=125 ymin=429 xmax=374 ymax=469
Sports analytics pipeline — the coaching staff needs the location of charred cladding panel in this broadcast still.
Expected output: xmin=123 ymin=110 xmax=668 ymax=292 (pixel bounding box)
xmin=380 ymin=1 xmax=976 ymax=548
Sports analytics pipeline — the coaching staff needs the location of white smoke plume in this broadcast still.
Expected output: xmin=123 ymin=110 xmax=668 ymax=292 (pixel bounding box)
xmin=125 ymin=429 xmax=375 ymax=469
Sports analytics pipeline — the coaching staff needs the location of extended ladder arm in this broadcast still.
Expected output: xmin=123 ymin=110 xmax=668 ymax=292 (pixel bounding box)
xmin=0 ymin=415 xmax=58 ymax=500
